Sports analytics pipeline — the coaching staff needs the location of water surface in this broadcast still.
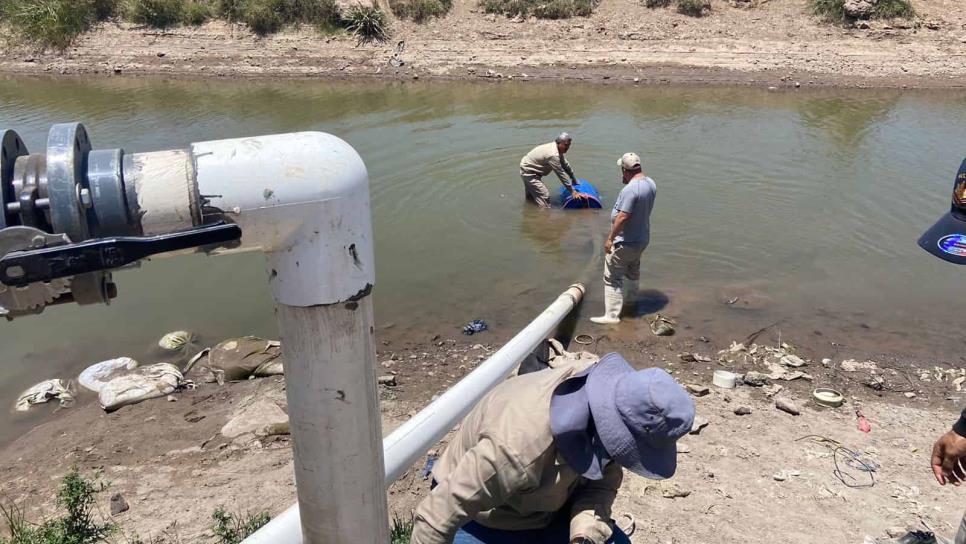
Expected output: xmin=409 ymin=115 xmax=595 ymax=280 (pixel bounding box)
xmin=1 ymin=77 xmax=965 ymax=444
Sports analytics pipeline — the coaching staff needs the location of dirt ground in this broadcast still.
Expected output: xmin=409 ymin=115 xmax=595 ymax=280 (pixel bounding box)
xmin=1 ymin=0 xmax=966 ymax=87
xmin=1 ymin=325 xmax=965 ymax=543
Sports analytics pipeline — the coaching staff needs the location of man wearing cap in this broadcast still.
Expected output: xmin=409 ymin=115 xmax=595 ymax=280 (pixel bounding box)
xmin=410 ymin=352 xmax=695 ymax=544
xmin=922 ymin=158 xmax=966 ymax=544
xmin=520 ymin=133 xmax=584 ymax=208
xmin=591 ymin=153 xmax=657 ymax=325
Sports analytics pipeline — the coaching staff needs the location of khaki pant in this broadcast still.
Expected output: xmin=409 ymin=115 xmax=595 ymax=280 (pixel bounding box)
xmin=603 ymin=243 xmax=646 ymax=289
xmin=521 ymin=174 xmax=551 ymax=208
xmin=956 ymin=510 xmax=966 ymax=544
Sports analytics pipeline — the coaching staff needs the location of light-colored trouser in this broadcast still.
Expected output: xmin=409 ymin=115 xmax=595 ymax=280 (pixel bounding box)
xmin=521 ymin=174 xmax=551 ymax=208
xmin=956 ymin=510 xmax=966 ymax=544
xmin=603 ymin=243 xmax=645 ymax=289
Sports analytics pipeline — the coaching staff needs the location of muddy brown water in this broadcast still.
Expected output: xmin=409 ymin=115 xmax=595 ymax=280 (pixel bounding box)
xmin=1 ymin=77 xmax=965 ymax=446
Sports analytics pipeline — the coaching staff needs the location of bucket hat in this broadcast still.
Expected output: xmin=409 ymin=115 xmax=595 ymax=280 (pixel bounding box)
xmin=550 ymin=353 xmax=694 ymax=480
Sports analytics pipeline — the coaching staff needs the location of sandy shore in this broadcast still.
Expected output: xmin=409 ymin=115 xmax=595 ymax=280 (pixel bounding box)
xmin=1 ymin=324 xmax=964 ymax=542
xmin=1 ymin=0 xmax=966 ymax=87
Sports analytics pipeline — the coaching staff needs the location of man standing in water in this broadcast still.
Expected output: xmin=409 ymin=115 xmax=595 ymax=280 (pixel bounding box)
xmin=590 ymin=153 xmax=656 ymax=325
xmin=520 ymin=133 xmax=584 ymax=208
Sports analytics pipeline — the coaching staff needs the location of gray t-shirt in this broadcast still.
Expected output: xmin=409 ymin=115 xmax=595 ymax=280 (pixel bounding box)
xmin=611 ymin=176 xmax=656 ymax=247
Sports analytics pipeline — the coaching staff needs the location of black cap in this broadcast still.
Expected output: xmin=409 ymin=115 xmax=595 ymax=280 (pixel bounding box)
xmin=918 ymin=158 xmax=966 ymax=265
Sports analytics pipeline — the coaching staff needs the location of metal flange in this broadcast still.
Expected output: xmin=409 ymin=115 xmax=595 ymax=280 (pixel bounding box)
xmin=0 ymin=130 xmax=28 ymax=229
xmin=46 ymin=123 xmax=92 ymax=243
xmin=87 ymin=148 xmax=132 ymax=236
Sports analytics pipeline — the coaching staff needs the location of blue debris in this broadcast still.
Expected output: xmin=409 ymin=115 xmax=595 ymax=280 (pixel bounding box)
xmin=462 ymin=319 xmax=488 ymax=336
xmin=422 ymin=454 xmax=437 ymax=480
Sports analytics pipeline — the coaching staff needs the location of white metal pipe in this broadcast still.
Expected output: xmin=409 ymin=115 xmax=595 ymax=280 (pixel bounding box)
xmin=243 ymin=283 xmax=586 ymax=544
xmin=382 ymin=282 xmax=586 ymax=483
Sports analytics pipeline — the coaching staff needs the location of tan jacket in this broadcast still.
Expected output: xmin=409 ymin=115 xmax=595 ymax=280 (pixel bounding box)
xmin=411 ymin=365 xmax=622 ymax=544
xmin=520 ymin=142 xmax=577 ymax=189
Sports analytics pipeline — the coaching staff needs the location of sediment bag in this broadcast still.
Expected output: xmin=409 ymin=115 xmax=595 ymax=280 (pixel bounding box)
xmin=208 ymin=336 xmax=283 ymax=382
xmin=78 ymin=357 xmax=139 ymax=393
xmin=98 ymin=363 xmax=183 ymax=412
xmin=15 ymin=379 xmax=74 ymax=412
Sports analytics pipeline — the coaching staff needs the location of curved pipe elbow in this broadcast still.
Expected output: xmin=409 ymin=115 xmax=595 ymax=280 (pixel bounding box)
xmin=126 ymin=132 xmax=374 ymax=306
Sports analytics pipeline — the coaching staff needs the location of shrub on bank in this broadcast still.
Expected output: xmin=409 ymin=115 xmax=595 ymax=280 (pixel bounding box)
xmin=642 ymin=0 xmax=709 ymax=16
xmin=343 ymin=3 xmax=389 ymax=43
xmin=676 ymin=0 xmax=708 ymax=16
xmin=810 ymin=0 xmax=914 ymax=23
xmin=182 ymin=0 xmax=212 ymax=24
xmin=390 ymin=0 xmax=452 ymax=22
xmin=219 ymin=0 xmax=342 ymax=34
xmin=124 ymin=0 xmax=186 ymax=27
xmin=0 ymin=0 xmax=107 ymax=48
xmin=481 ymin=0 xmax=597 ymax=19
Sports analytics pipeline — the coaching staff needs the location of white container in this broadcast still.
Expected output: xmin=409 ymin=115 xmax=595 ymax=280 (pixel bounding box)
xmin=713 ymin=370 xmax=738 ymax=389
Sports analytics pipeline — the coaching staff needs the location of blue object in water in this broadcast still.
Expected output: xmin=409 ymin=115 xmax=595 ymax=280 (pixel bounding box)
xmin=559 ymin=178 xmax=603 ymax=209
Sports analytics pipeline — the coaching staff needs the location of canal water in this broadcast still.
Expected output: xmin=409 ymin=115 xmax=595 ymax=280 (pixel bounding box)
xmin=1 ymin=76 xmax=965 ymax=445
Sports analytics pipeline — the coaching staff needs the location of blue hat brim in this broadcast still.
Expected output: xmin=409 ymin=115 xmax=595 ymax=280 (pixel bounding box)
xmin=919 ymin=212 xmax=966 ymax=265
xmin=585 ymin=354 xmax=678 ymax=480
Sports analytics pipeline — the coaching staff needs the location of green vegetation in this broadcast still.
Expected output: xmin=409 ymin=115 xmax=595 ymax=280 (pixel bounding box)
xmin=389 ymin=0 xmax=451 ymax=22
xmin=343 ymin=3 xmax=389 ymax=43
xmin=809 ymin=0 xmax=914 ymax=23
xmin=0 ymin=0 xmax=349 ymax=47
xmin=0 ymin=468 xmax=116 ymax=544
xmin=211 ymin=507 xmax=271 ymax=544
xmin=642 ymin=0 xmax=707 ymax=16
xmin=0 ymin=0 xmax=107 ymax=49
xmin=389 ymin=514 xmax=414 ymax=544
xmin=181 ymin=0 xmax=211 ymax=24
xmin=676 ymin=0 xmax=707 ymax=16
xmin=124 ymin=0 xmax=186 ymax=27
xmin=481 ymin=0 xmax=597 ymax=19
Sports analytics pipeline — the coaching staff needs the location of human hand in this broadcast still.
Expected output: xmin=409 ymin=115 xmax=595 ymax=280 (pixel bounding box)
xmin=931 ymin=429 xmax=966 ymax=485
xmin=604 ymin=238 xmax=613 ymax=254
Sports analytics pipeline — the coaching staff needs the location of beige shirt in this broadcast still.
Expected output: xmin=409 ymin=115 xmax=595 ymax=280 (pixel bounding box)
xmin=519 ymin=142 xmax=577 ymax=189
xmin=411 ymin=364 xmax=621 ymax=544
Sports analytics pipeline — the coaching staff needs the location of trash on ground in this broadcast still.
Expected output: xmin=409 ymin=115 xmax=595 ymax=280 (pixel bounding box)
xmin=772 ymin=469 xmax=800 ymax=481
xmin=158 ymin=330 xmax=195 ymax=351
xmin=208 ymin=336 xmax=283 ymax=383
xmin=813 ymin=388 xmax=844 ymax=408
xmin=676 ymin=442 xmax=691 ymax=453
xmin=841 ymin=359 xmax=878 ymax=373
xmin=78 ymin=357 xmax=139 ymax=393
xmin=797 ymin=434 xmax=877 ymax=488
xmin=647 ymin=314 xmax=675 ymax=336
xmin=462 ymin=319 xmax=488 ymax=336
xmin=378 ymin=375 xmax=397 ymax=387
xmin=780 ymin=354 xmax=807 ymax=368
xmin=855 ymin=409 xmax=872 ymax=433
xmin=421 ymin=454 xmax=437 ymax=480
xmin=775 ymin=397 xmax=801 ymax=415
xmin=690 ymin=416 xmax=709 ymax=435
xmin=713 ymin=370 xmax=738 ymax=389
xmin=15 ymin=379 xmax=74 ymax=412
xmin=99 ymin=363 xmax=184 ymax=412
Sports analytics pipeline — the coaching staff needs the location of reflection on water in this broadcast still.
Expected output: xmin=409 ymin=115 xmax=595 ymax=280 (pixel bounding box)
xmin=1 ymin=77 xmax=966 ymax=446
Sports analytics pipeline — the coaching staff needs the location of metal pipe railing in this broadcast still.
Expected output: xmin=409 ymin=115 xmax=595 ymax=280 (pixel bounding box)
xmin=242 ymin=283 xmax=586 ymax=544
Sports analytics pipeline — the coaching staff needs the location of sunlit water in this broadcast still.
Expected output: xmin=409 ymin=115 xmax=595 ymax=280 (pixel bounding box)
xmin=1 ymin=77 xmax=965 ymax=445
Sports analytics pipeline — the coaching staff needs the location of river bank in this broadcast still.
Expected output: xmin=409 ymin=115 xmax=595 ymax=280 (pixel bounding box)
xmin=1 ymin=320 xmax=965 ymax=542
xmin=1 ymin=0 xmax=966 ymax=87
